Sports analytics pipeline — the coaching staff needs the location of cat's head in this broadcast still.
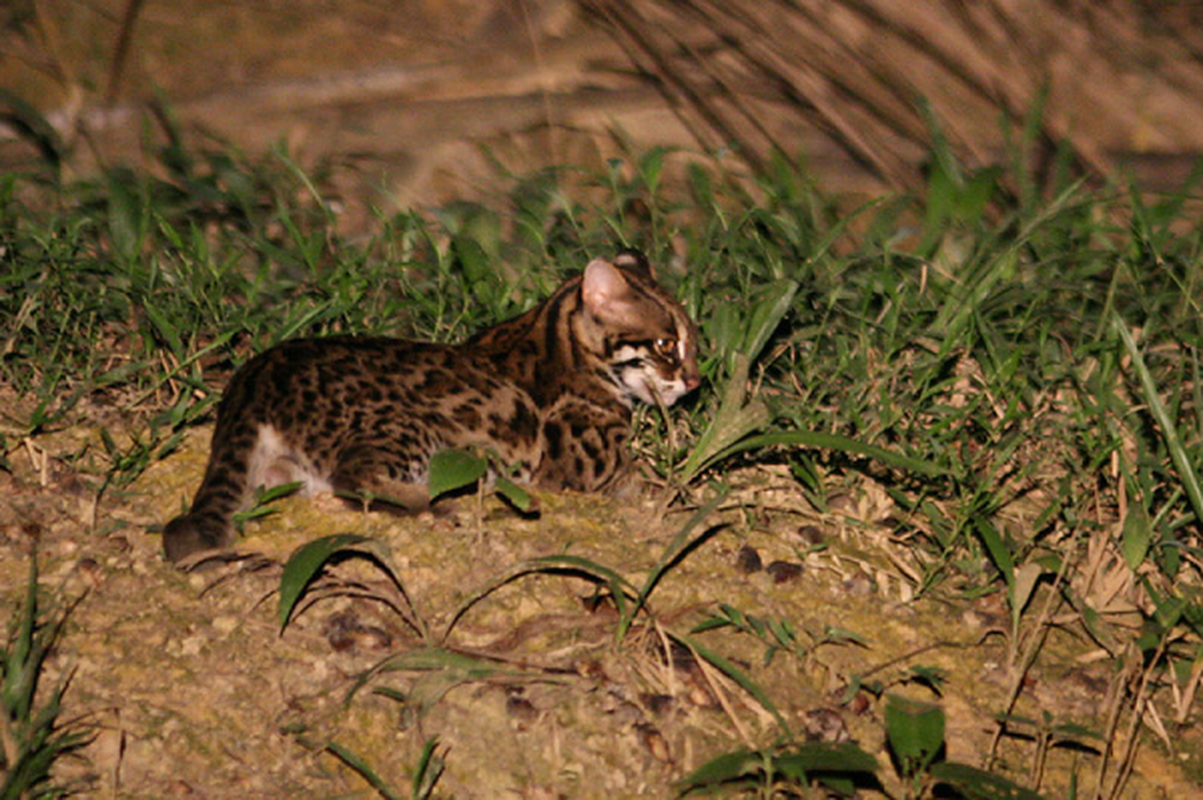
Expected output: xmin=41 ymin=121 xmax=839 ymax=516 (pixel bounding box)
xmin=579 ymin=250 xmax=701 ymax=406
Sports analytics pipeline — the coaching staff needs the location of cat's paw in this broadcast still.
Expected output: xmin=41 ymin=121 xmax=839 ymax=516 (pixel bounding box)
xmin=162 ymin=514 xmax=231 ymax=565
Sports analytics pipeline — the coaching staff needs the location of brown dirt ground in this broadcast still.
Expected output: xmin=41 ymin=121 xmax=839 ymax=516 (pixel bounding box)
xmin=2 ymin=386 xmax=1200 ymax=797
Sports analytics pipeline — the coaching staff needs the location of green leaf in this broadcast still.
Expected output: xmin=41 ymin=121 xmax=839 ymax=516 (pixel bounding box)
xmin=1051 ymin=722 xmax=1104 ymax=743
xmin=143 ymin=303 xmax=183 ymax=357
xmin=106 ymin=171 xmax=144 ymax=261
xmin=681 ymin=352 xmax=772 ymax=481
xmin=906 ymin=665 xmax=948 ymax=694
xmin=494 ymin=475 xmax=532 ymax=512
xmin=278 ymin=533 xmax=371 ymax=628
xmin=1011 ymin=562 xmax=1044 ymax=633
xmin=428 ymin=449 xmax=487 ymax=500
xmin=1121 ymin=500 xmax=1152 ymax=571
xmin=412 ymin=736 xmax=445 ymax=800
xmin=956 ymin=166 xmax=1003 ymax=224
xmin=742 ymin=279 xmax=798 ymax=364
xmin=1115 ymin=315 xmax=1203 ymax=527
xmin=774 ymin=741 xmax=879 ymax=780
xmin=691 ymin=428 xmax=942 ymax=481
xmin=674 ymin=742 xmax=878 ymax=794
xmin=687 ymin=163 xmax=713 ymax=207
xmin=822 ymin=626 xmax=867 ymax=646
xmin=443 ymin=554 xmax=641 ymax=640
xmin=929 ymin=761 xmax=1046 ymax=799
xmin=674 ymin=748 xmax=759 ymax=791
xmin=326 ymin=741 xmax=401 ymax=800
xmin=885 ymin=695 xmax=945 ymax=777
xmin=257 ymin=481 xmax=304 ymax=504
xmin=638 ymin=146 xmax=665 ymax=195
xmin=0 ymin=88 xmax=66 ymax=167
xmin=233 ymin=481 xmax=303 ymax=531
xmin=975 ymin=517 xmax=1015 ymax=590
xmin=346 ymin=646 xmax=541 ymax=713
xmin=674 ymin=633 xmax=791 ymax=737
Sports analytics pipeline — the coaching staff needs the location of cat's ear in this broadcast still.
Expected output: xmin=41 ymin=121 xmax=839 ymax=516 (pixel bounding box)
xmin=582 ymin=258 xmax=639 ymax=324
xmin=613 ymin=249 xmax=653 ymax=277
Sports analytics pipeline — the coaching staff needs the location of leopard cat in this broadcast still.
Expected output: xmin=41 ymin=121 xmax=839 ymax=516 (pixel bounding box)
xmin=162 ymin=249 xmax=701 ymax=563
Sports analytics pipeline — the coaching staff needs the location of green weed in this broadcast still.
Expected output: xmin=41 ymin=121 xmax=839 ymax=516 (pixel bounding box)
xmin=1 ymin=555 xmax=91 ymax=798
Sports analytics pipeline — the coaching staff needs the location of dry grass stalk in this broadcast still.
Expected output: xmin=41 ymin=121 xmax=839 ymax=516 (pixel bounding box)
xmin=583 ymin=0 xmax=1203 ymax=190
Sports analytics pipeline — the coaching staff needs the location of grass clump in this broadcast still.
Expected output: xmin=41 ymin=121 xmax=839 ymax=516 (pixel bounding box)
xmin=1 ymin=554 xmax=91 ymax=798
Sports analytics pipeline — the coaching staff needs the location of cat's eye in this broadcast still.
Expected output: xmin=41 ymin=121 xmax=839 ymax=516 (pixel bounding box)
xmin=654 ymin=338 xmax=677 ymax=358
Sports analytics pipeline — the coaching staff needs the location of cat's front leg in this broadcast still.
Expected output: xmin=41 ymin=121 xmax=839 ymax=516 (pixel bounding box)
xmin=534 ymin=398 xmax=631 ymax=493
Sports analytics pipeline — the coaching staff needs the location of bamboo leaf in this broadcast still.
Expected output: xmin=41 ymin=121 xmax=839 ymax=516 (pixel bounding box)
xmin=428 ymin=449 xmax=487 ymax=500
xmin=278 ymin=533 xmax=370 ymax=628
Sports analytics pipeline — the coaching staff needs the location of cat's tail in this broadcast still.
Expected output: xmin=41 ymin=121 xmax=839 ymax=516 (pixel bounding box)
xmin=162 ymin=425 xmax=254 ymax=564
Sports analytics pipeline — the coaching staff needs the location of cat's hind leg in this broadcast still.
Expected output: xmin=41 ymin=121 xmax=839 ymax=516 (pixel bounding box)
xmin=330 ymin=443 xmax=431 ymax=513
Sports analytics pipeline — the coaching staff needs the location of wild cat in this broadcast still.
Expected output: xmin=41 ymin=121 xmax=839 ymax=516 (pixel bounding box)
xmin=163 ymin=250 xmax=701 ymax=562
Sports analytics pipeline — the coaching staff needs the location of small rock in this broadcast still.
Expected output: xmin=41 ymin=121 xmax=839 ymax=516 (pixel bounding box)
xmin=766 ymin=560 xmax=803 ymax=584
xmin=505 ymin=688 xmax=538 ymax=726
xmin=635 ymin=723 xmax=671 ymax=762
xmin=735 ymin=544 xmax=763 ymax=573
xmin=794 ymin=525 xmax=825 ymax=546
xmin=640 ymin=693 xmax=674 ymax=716
xmin=841 ymin=574 xmax=874 ymax=596
xmin=212 ymin=615 xmax=238 ymax=635
xmin=827 ymin=494 xmax=856 ymax=513
xmin=323 ymin=611 xmax=392 ymax=653
xmin=803 ymin=707 xmax=850 ymax=742
xmin=76 ymin=557 xmax=103 ymax=588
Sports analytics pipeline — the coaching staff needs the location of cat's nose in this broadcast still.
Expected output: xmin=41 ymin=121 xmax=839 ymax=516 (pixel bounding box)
xmin=684 ymin=369 xmax=701 ymax=392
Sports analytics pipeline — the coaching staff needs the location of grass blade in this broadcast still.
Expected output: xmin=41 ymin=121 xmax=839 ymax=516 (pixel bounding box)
xmin=1114 ymin=314 xmax=1203 ymax=527
xmin=442 ymin=554 xmax=641 ymax=641
xmin=277 ymin=533 xmax=370 ymax=628
xmin=672 ymin=632 xmax=791 ymax=737
xmin=326 ymin=741 xmax=401 ymax=800
xmin=695 ymin=429 xmax=943 ymax=479
xmin=617 ymin=491 xmax=727 ymax=641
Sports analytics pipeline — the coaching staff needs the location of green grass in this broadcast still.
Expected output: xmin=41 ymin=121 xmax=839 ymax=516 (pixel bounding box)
xmin=3 ymin=125 xmax=1203 ymax=796
xmin=1 ymin=554 xmax=91 ymax=798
